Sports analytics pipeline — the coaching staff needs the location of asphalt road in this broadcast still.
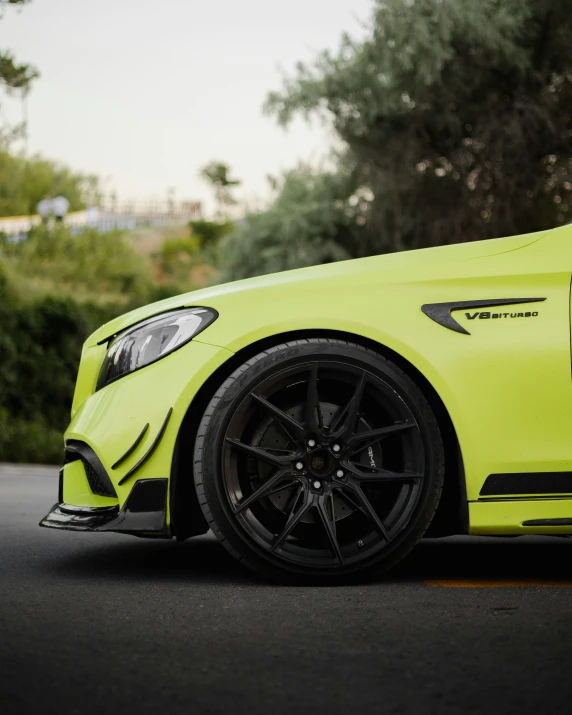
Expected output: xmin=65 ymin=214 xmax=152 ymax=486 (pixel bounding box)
xmin=2 ymin=465 xmax=572 ymax=715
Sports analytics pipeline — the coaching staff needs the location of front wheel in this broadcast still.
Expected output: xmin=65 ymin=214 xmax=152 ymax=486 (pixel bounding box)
xmin=193 ymin=339 xmax=444 ymax=584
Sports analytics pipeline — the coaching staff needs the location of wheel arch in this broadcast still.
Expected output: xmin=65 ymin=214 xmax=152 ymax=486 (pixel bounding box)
xmin=170 ymin=329 xmax=468 ymax=541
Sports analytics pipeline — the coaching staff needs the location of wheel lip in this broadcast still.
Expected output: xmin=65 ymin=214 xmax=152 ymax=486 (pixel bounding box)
xmin=215 ymin=353 xmax=432 ymax=573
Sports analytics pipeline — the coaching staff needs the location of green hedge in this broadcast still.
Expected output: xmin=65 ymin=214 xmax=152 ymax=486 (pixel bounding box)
xmin=0 ymin=223 xmax=201 ymax=464
xmin=0 ymin=410 xmax=64 ymax=465
xmin=0 ymin=269 xmax=115 ymax=463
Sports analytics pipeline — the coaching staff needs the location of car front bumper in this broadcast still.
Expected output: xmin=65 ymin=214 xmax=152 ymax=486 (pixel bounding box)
xmin=40 ymin=338 xmax=233 ymax=537
xmin=40 ymin=477 xmax=169 ymax=536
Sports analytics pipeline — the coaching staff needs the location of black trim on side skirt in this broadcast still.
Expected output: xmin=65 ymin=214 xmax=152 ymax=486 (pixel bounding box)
xmin=522 ymin=518 xmax=572 ymax=527
xmin=480 ymin=472 xmax=572 ymax=496
xmin=118 ymin=409 xmax=173 ymax=486
xmin=111 ymin=423 xmax=149 ymax=470
xmin=421 ymin=298 xmax=545 ymax=335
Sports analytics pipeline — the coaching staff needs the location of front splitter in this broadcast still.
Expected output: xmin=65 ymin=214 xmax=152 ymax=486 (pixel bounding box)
xmin=40 ymin=478 xmax=171 ymax=538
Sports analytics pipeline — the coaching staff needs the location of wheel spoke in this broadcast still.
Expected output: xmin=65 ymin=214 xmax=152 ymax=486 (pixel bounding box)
xmin=347 ymin=422 xmax=416 ymax=452
xmin=268 ymin=479 xmax=299 ymax=495
xmin=250 ymin=393 xmax=304 ymax=443
xmin=305 ymin=363 xmax=324 ymax=434
xmin=317 ymin=494 xmax=344 ymax=564
xmin=348 ymin=463 xmax=424 ymax=482
xmin=234 ymin=469 xmax=293 ymax=513
xmin=342 ymin=484 xmax=390 ymax=540
xmin=226 ymin=437 xmax=296 ymax=466
xmin=330 ymin=371 xmax=366 ymax=437
xmin=270 ymin=485 xmax=313 ymax=552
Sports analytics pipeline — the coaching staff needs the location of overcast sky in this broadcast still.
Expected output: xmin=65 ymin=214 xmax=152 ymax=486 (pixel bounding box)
xmin=2 ymin=0 xmax=371 ymax=210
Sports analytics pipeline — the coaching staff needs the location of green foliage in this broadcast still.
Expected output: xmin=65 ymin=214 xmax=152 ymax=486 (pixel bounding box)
xmin=0 ymin=193 xmax=218 ymax=464
xmin=0 ymin=219 xmax=220 ymax=463
xmin=0 ymin=1 xmax=39 ymax=146
xmin=146 ymin=282 xmax=187 ymax=303
xmin=200 ymin=161 xmax=241 ymax=219
xmin=0 ymin=410 xmax=63 ymax=465
xmin=266 ymin=0 xmax=572 ymax=250
xmin=0 ymin=150 xmax=101 ymax=216
xmin=200 ymin=162 xmax=241 ymax=189
xmin=189 ymin=218 xmax=234 ymax=268
xmin=0 ymin=225 xmax=179 ymax=463
xmin=0 ymin=2 xmax=38 ymax=93
xmin=158 ymin=235 xmax=201 ymax=282
xmin=1 ymin=224 xmax=153 ymax=304
xmin=221 ymin=165 xmax=365 ymax=280
xmin=189 ymin=219 xmax=234 ymax=248
xmin=0 ymin=48 xmax=38 ymax=91
xmin=155 ymin=220 xmax=233 ymax=284
xmin=0 ymin=290 xmax=114 ymax=464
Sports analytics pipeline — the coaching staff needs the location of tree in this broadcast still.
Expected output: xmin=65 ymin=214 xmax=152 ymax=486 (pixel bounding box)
xmin=265 ymin=0 xmax=572 ymax=252
xmin=220 ymin=164 xmax=365 ymax=281
xmin=200 ymin=161 xmax=241 ymax=220
xmin=0 ymin=1 xmax=39 ymax=147
xmin=0 ymin=150 xmax=101 ymax=216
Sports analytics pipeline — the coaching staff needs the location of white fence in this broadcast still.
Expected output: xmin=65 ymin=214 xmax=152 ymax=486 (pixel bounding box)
xmin=0 ymin=201 xmax=203 ymax=240
xmin=0 ymin=213 xmax=42 ymax=236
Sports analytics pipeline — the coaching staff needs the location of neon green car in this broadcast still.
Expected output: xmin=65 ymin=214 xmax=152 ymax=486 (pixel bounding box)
xmin=40 ymin=224 xmax=572 ymax=582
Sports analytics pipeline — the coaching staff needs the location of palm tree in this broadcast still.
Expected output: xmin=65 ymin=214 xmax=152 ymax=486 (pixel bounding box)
xmin=200 ymin=161 xmax=241 ymax=220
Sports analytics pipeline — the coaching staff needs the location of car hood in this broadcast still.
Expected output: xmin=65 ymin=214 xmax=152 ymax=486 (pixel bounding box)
xmin=87 ymin=229 xmax=547 ymax=346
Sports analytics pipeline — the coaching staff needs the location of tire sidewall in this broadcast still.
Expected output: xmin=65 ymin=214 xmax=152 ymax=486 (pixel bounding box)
xmin=194 ymin=339 xmax=444 ymax=583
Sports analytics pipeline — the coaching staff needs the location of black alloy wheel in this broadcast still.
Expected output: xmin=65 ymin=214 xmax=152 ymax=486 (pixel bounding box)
xmin=194 ymin=339 xmax=444 ymax=583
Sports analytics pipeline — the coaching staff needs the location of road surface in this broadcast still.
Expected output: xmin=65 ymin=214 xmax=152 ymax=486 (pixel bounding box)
xmin=1 ymin=464 xmax=572 ymax=715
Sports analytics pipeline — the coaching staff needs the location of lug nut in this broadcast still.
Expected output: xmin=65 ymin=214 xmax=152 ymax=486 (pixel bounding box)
xmin=313 ymin=480 xmax=322 ymax=489
xmin=296 ymin=462 xmax=304 ymax=470
xmin=336 ymin=470 xmax=344 ymax=479
xmin=332 ymin=444 xmax=341 ymax=453
xmin=308 ymin=439 xmax=316 ymax=448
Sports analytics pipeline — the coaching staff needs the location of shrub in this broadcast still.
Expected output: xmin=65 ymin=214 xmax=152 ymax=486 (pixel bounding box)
xmin=3 ymin=225 xmax=154 ymax=303
xmin=0 ymin=295 xmax=114 ymax=430
xmin=0 ymin=225 xmax=203 ymax=464
xmin=0 ymin=410 xmax=63 ymax=465
xmin=0 ymin=260 xmax=121 ymax=464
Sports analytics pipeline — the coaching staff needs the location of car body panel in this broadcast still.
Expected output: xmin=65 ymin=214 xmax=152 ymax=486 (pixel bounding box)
xmin=86 ymin=229 xmax=548 ymax=347
xmin=470 ymin=499 xmax=572 ymax=534
xmin=66 ymin=340 xmax=233 ymax=525
xmin=49 ymin=224 xmax=572 ymax=537
xmin=62 ymin=459 xmax=117 ymax=508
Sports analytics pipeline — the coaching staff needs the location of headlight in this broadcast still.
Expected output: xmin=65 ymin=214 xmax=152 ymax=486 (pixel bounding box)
xmin=97 ymin=307 xmax=218 ymax=389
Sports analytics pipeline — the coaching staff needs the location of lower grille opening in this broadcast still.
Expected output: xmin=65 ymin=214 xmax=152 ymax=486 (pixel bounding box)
xmin=64 ymin=440 xmax=117 ymax=498
xmin=82 ymin=458 xmax=112 ymax=497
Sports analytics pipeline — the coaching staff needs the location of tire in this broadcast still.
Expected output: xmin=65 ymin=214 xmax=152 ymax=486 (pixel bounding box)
xmin=193 ymin=338 xmax=444 ymax=584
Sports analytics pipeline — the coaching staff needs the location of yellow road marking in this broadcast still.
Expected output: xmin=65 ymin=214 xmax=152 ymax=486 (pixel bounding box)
xmin=425 ymin=579 xmax=572 ymax=588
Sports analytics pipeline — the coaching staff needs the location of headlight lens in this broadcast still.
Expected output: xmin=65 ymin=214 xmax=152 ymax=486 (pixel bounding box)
xmin=97 ymin=307 xmax=217 ymax=390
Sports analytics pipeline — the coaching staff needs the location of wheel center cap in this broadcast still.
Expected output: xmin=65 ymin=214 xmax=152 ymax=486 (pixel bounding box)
xmin=309 ymin=451 xmax=333 ymax=476
xmin=311 ymin=456 xmax=326 ymax=470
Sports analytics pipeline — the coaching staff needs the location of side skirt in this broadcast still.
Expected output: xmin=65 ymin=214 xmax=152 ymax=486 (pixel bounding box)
xmin=470 ymin=498 xmax=572 ymax=535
